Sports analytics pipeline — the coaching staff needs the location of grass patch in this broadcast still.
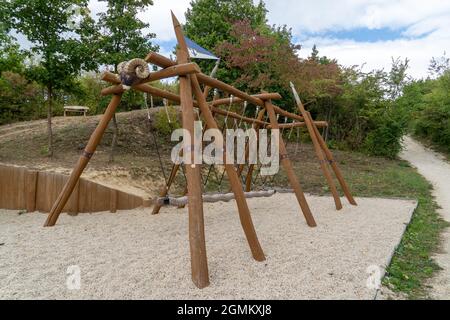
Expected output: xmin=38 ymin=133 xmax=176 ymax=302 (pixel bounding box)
xmin=345 ymin=159 xmax=448 ymax=299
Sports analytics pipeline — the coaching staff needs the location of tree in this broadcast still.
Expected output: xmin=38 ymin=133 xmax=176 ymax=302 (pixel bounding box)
xmin=0 ymin=31 xmax=25 ymax=75
xmin=428 ymin=53 xmax=450 ymax=78
xmin=10 ymin=0 xmax=96 ymax=157
xmin=387 ymin=57 xmax=410 ymax=100
xmin=184 ymin=0 xmax=268 ymax=80
xmin=0 ymin=2 xmax=24 ymax=74
xmin=0 ymin=72 xmax=43 ymax=125
xmin=216 ymin=20 xmax=301 ymax=98
xmin=308 ymin=44 xmax=333 ymax=65
xmin=96 ymin=0 xmax=159 ymax=162
xmin=310 ymin=45 xmax=319 ymax=62
xmin=185 ymin=0 xmax=267 ymax=50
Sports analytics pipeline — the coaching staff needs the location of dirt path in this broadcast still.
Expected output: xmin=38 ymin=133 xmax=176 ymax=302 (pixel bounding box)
xmin=400 ymin=136 xmax=450 ymax=299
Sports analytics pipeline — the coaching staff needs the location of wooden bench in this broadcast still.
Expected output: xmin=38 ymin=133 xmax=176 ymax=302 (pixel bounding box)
xmin=64 ymin=106 xmax=89 ymax=117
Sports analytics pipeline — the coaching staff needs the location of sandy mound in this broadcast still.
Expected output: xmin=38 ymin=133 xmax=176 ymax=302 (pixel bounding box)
xmin=0 ymin=194 xmax=417 ymax=300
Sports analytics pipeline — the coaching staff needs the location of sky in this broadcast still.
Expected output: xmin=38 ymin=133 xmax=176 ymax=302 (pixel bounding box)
xmin=39 ymin=0 xmax=450 ymax=79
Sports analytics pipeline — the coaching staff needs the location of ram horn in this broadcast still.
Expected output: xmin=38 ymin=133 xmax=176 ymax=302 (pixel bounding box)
xmin=117 ymin=61 xmax=127 ymax=74
xmin=125 ymin=58 xmax=150 ymax=79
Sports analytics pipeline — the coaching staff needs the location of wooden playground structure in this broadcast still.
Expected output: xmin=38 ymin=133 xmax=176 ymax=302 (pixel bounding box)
xmin=43 ymin=13 xmax=356 ymax=289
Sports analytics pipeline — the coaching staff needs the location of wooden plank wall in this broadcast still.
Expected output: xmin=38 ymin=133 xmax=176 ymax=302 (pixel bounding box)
xmin=0 ymin=165 xmax=147 ymax=214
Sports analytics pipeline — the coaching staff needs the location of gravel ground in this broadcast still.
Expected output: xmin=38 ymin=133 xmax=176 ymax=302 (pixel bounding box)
xmin=0 ymin=194 xmax=417 ymax=300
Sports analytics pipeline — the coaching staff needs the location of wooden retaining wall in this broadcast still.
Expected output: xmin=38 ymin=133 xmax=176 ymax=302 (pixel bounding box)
xmin=0 ymin=165 xmax=148 ymax=214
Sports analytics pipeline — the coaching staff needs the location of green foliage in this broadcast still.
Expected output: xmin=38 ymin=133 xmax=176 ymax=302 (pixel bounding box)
xmin=310 ymin=65 xmax=408 ymax=158
xmin=185 ymin=0 xmax=267 ymax=51
xmin=153 ymin=106 xmax=181 ymax=135
xmin=412 ymin=72 xmax=450 ymax=152
xmin=0 ymin=72 xmax=45 ymax=124
xmin=185 ymin=3 xmax=408 ymax=157
xmin=10 ymin=0 xmax=97 ymax=155
xmin=184 ymin=0 xmax=268 ymax=79
xmin=363 ymin=110 xmax=405 ymax=158
xmin=96 ymin=0 xmax=159 ymax=71
xmin=428 ymin=53 xmax=450 ymax=78
xmin=66 ymin=73 xmax=111 ymax=114
xmin=11 ymin=0 xmax=96 ymax=91
xmin=0 ymin=26 xmax=25 ymax=74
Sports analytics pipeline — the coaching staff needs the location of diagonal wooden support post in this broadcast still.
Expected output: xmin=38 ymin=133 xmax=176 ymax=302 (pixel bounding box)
xmin=151 ymin=163 xmax=181 ymax=215
xmin=306 ymin=111 xmax=357 ymax=206
xmin=172 ymin=12 xmax=209 ymax=289
xmin=44 ymin=94 xmax=123 ymax=227
xmin=191 ymin=75 xmax=266 ymax=262
xmin=172 ymin=11 xmax=265 ymax=263
xmin=290 ymin=83 xmax=343 ymax=210
xmin=265 ymin=101 xmax=317 ymax=227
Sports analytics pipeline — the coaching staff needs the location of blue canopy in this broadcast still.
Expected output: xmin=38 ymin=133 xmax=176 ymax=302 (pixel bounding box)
xmin=185 ymin=37 xmax=219 ymax=60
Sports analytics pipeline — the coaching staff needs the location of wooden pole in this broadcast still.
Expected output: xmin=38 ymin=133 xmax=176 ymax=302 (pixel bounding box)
xmin=151 ymin=163 xmax=181 ymax=215
xmin=44 ymin=94 xmax=123 ymax=227
xmin=307 ymin=111 xmax=357 ymax=206
xmin=210 ymin=105 xmax=268 ymax=126
xmin=191 ymin=74 xmax=266 ymax=262
xmin=210 ymin=93 xmax=281 ymax=107
xmin=172 ymin=12 xmax=209 ymax=289
xmin=139 ymin=62 xmax=201 ymax=85
xmin=171 ymin=12 xmax=265 ymax=263
xmin=265 ymin=101 xmax=317 ymax=227
xmin=290 ymin=83 xmax=343 ymax=210
xmin=268 ymin=121 xmax=328 ymax=129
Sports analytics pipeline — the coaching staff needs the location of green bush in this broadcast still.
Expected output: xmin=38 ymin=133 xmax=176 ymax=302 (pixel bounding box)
xmin=153 ymin=106 xmax=181 ymax=135
xmin=0 ymin=72 xmax=44 ymax=125
xmin=409 ymin=72 xmax=450 ymax=152
xmin=363 ymin=111 xmax=405 ymax=158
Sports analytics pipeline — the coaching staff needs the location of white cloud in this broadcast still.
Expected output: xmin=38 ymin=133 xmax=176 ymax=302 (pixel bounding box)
xmin=264 ymin=0 xmax=450 ymax=34
xmin=264 ymin=0 xmax=450 ymax=78
xmin=298 ymin=31 xmax=450 ymax=79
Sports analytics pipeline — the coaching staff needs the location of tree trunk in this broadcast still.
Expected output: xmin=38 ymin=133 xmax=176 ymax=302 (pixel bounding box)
xmin=109 ymin=113 xmax=118 ymax=162
xmin=47 ymin=86 xmax=54 ymax=157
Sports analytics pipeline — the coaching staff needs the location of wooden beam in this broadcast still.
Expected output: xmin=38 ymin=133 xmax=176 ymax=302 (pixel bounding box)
xmin=210 ymin=105 xmax=268 ymax=126
xmin=146 ymin=52 xmax=266 ymax=107
xmin=265 ymin=101 xmax=317 ymax=227
xmin=268 ymin=121 xmax=328 ymax=129
xmin=101 ymin=84 xmax=127 ymax=96
xmin=145 ymin=52 xmax=306 ymax=123
xmin=307 ymin=111 xmax=357 ymax=206
xmin=290 ymin=83 xmax=343 ymax=210
xmin=138 ymin=62 xmax=201 ymax=85
xmin=100 ymin=71 xmax=271 ymax=127
xmin=210 ymin=93 xmax=282 ymax=106
xmin=172 ymin=11 xmax=209 ymax=289
xmin=151 ymin=164 xmax=181 ymax=215
xmin=191 ymin=70 xmax=266 ymax=263
xmin=171 ymin=12 xmax=266 ymax=265
xmin=44 ymin=94 xmax=123 ymax=227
